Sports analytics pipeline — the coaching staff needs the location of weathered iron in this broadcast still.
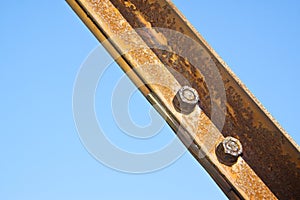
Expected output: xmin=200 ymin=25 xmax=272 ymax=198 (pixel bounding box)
xmin=66 ymin=0 xmax=300 ymax=199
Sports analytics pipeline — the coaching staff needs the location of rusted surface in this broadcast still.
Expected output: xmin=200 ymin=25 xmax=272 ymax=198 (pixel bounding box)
xmin=67 ymin=0 xmax=300 ymax=199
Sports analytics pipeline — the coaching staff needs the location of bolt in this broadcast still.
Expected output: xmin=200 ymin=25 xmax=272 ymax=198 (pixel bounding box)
xmin=172 ymin=86 xmax=199 ymax=114
xmin=216 ymin=136 xmax=243 ymax=166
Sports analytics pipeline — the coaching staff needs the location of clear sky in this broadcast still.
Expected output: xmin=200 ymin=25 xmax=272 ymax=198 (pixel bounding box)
xmin=1 ymin=1 xmax=300 ymax=199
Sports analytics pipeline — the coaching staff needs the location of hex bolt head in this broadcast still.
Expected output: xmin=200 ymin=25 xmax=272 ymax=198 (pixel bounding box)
xmin=172 ymin=86 xmax=199 ymax=114
xmin=216 ymin=136 xmax=243 ymax=166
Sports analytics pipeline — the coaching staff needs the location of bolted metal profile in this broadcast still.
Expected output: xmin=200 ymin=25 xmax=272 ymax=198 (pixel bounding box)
xmin=67 ymin=0 xmax=300 ymax=198
xmin=172 ymin=86 xmax=199 ymax=114
xmin=216 ymin=136 xmax=243 ymax=166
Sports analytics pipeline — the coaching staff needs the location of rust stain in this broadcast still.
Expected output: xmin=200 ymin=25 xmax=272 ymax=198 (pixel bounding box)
xmin=67 ymin=0 xmax=300 ymax=199
xmin=104 ymin=1 xmax=300 ymax=199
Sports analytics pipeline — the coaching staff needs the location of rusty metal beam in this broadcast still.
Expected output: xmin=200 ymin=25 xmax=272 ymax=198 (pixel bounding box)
xmin=66 ymin=0 xmax=300 ymax=199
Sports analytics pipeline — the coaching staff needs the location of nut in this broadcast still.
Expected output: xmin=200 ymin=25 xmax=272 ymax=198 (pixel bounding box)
xmin=216 ymin=136 xmax=243 ymax=166
xmin=172 ymin=86 xmax=199 ymax=114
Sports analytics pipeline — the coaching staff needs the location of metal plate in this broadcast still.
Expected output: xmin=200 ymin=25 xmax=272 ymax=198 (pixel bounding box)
xmin=66 ymin=0 xmax=300 ymax=199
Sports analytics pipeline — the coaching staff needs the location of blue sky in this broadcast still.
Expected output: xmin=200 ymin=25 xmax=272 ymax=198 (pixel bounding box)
xmin=1 ymin=1 xmax=299 ymax=199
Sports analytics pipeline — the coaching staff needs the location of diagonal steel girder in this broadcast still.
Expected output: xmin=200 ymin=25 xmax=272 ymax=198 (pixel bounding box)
xmin=66 ymin=0 xmax=300 ymax=199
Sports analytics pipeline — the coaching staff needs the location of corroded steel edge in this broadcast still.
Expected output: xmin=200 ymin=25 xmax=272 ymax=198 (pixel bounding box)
xmin=66 ymin=0 xmax=299 ymax=199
